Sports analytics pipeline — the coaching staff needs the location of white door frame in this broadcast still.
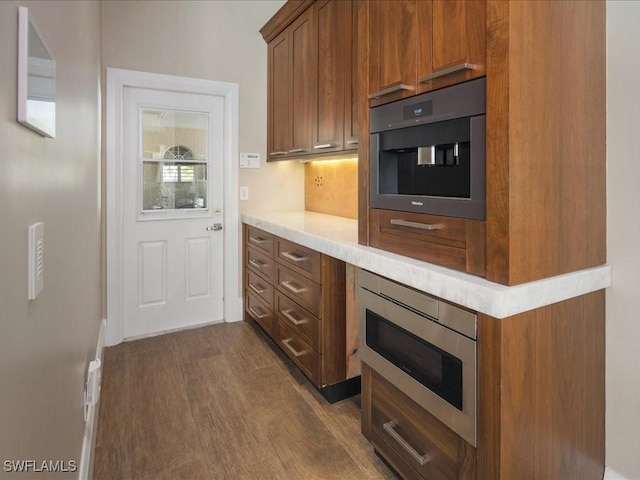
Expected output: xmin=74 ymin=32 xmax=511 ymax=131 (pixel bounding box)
xmin=106 ymin=68 xmax=240 ymax=346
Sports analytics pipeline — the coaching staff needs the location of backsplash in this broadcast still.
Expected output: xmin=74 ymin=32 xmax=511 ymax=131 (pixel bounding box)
xmin=305 ymin=158 xmax=358 ymax=219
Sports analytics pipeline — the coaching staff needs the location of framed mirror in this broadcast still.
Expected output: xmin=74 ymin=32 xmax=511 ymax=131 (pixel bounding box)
xmin=18 ymin=6 xmax=56 ymax=138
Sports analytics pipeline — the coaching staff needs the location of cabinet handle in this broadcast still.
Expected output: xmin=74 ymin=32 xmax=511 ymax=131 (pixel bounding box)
xmin=313 ymin=143 xmax=336 ymax=150
xmin=288 ymin=148 xmax=307 ymax=154
xmin=383 ymin=421 xmax=432 ymax=466
xmin=281 ymin=251 xmax=307 ymax=263
xmin=248 ymin=283 xmax=265 ymax=294
xmin=346 ymin=140 xmax=359 ymax=145
xmin=281 ymin=338 xmax=307 ymax=357
xmin=248 ymin=259 xmax=265 ymax=269
xmin=248 ymin=235 xmax=266 ymax=244
xmin=368 ymin=82 xmax=415 ymax=100
xmin=281 ymin=280 xmax=306 ymax=294
xmin=270 ymin=151 xmax=288 ymax=156
xmin=418 ymin=62 xmax=479 ymax=83
xmin=281 ymin=309 xmax=308 ymax=326
xmin=390 ymin=219 xmax=443 ymax=231
xmin=248 ymin=306 xmax=268 ymax=319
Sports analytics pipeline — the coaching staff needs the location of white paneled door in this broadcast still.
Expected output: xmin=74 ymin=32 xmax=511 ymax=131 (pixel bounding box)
xmin=122 ymin=87 xmax=224 ymax=339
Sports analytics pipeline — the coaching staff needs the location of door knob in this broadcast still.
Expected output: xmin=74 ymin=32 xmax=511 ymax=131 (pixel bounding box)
xmin=206 ymin=223 xmax=223 ymax=231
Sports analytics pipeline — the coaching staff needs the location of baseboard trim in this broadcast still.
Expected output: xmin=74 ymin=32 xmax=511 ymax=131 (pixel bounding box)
xmin=605 ymin=466 xmax=629 ymax=480
xmin=78 ymin=319 xmax=106 ymax=480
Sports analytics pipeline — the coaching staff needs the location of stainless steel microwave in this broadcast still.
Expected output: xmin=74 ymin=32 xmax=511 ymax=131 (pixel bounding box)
xmin=369 ymin=78 xmax=486 ymax=220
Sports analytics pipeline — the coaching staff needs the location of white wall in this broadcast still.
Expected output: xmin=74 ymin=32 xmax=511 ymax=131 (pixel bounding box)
xmin=0 ymin=1 xmax=102 ymax=478
xmin=101 ymin=0 xmax=304 ymax=216
xmin=606 ymin=2 xmax=640 ymax=478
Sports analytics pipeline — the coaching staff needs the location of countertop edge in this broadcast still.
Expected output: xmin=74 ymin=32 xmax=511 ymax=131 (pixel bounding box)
xmin=242 ymin=212 xmax=611 ymax=319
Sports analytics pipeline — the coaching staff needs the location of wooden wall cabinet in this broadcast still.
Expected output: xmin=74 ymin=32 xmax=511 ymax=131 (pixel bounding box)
xmin=262 ymin=0 xmax=358 ymax=160
xmin=368 ymin=0 xmax=486 ymax=107
xmin=266 ymin=7 xmax=315 ymax=159
xmin=243 ymin=225 xmax=356 ymax=401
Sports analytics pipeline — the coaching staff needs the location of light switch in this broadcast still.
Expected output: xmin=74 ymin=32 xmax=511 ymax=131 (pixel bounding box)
xmin=240 ymin=186 xmax=249 ymax=201
xmin=28 ymin=222 xmax=44 ymax=300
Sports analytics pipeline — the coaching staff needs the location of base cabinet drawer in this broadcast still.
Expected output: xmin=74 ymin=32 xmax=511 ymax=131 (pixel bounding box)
xmin=276 ymin=264 xmax=321 ymax=317
xmin=275 ymin=291 xmax=320 ymax=352
xmin=246 ymin=245 xmax=275 ymax=283
xmin=277 ymin=319 xmax=320 ymax=386
xmin=246 ymin=293 xmax=274 ymax=338
xmin=246 ymin=226 xmax=275 ymax=255
xmin=246 ymin=269 xmax=274 ymax=309
xmin=369 ymin=208 xmax=486 ymax=277
xmin=365 ymin=366 xmax=476 ymax=480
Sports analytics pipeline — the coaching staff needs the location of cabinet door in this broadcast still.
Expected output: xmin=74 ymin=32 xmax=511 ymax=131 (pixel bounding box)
xmin=289 ymin=8 xmax=315 ymax=156
xmin=418 ymin=0 xmax=486 ymax=93
xmin=268 ymin=30 xmax=291 ymax=160
xmin=344 ymin=0 xmax=361 ymax=150
xmin=313 ymin=0 xmax=350 ymax=154
xmin=368 ymin=0 xmax=418 ymax=106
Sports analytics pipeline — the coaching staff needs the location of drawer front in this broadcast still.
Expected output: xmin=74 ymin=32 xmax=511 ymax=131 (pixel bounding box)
xmin=246 ymin=269 xmax=274 ymax=309
xmin=370 ymin=369 xmax=476 ymax=480
xmin=276 ymin=264 xmax=321 ymax=317
xmin=277 ymin=319 xmax=320 ymax=386
xmin=246 ymin=293 xmax=274 ymax=338
xmin=276 ymin=238 xmax=321 ymax=282
xmin=275 ymin=291 xmax=320 ymax=352
xmin=369 ymin=208 xmax=486 ymax=277
xmin=246 ymin=246 xmax=275 ymax=283
xmin=246 ymin=226 xmax=274 ymax=256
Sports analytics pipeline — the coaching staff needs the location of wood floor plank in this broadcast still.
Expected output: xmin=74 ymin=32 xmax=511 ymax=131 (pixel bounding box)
xmin=94 ymin=322 xmax=393 ymax=480
xmin=127 ymin=345 xmax=210 ymax=479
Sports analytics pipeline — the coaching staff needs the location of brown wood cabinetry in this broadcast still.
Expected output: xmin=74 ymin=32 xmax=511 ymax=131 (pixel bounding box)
xmin=369 ymin=208 xmax=486 ymax=277
xmin=484 ymin=0 xmax=606 ymax=285
xmin=477 ymin=291 xmax=605 ymax=480
xmin=368 ymin=0 xmax=486 ymax=107
xmin=262 ymin=0 xmax=358 ymax=160
xmin=362 ymin=364 xmax=477 ymax=480
xmin=243 ymin=224 xmax=355 ymax=400
xmin=360 ymin=0 xmax=605 ymax=286
xmin=266 ymin=7 xmax=315 ymax=159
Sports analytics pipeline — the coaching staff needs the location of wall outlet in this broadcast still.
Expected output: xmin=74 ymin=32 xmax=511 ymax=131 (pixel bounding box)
xmin=240 ymin=186 xmax=249 ymax=201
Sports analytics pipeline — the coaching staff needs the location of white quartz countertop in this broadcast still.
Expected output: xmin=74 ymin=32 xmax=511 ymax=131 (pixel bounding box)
xmin=241 ymin=211 xmax=611 ymax=319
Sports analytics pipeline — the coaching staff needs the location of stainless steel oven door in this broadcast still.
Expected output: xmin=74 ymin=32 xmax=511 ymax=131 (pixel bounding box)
xmin=359 ymin=287 xmax=477 ymax=447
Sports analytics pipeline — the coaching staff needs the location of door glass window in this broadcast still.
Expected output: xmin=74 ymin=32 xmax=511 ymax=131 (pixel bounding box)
xmin=140 ymin=109 xmax=208 ymax=212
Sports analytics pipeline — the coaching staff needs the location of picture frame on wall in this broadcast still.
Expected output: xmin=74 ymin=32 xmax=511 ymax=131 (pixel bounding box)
xmin=17 ymin=6 xmax=56 ymax=138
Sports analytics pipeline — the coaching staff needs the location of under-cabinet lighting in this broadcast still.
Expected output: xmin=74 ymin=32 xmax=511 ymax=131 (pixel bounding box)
xmin=298 ymin=153 xmax=358 ymax=164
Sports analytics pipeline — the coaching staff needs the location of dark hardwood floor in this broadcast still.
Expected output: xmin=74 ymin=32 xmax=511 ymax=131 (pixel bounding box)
xmin=94 ymin=321 xmax=396 ymax=480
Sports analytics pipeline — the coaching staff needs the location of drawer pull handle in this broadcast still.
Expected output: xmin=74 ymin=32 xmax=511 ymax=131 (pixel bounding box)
xmin=248 ymin=306 xmax=268 ymax=319
xmin=383 ymin=421 xmax=432 ymax=466
xmin=282 ymin=338 xmax=307 ymax=357
xmin=248 ymin=259 xmax=266 ymax=269
xmin=281 ymin=280 xmax=306 ymax=294
xmin=390 ymin=219 xmax=442 ymax=231
xmin=313 ymin=143 xmax=336 ymax=150
xmin=346 ymin=139 xmax=359 ymax=145
xmin=418 ymin=62 xmax=480 ymax=83
xmin=281 ymin=251 xmax=307 ymax=263
xmin=368 ymin=82 xmax=415 ymax=100
xmin=249 ymin=236 xmax=267 ymax=245
xmin=281 ymin=309 xmax=308 ymax=326
xmin=248 ymin=283 xmax=265 ymax=294
xmin=288 ymin=148 xmax=308 ymax=154
xmin=270 ymin=151 xmax=288 ymax=156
